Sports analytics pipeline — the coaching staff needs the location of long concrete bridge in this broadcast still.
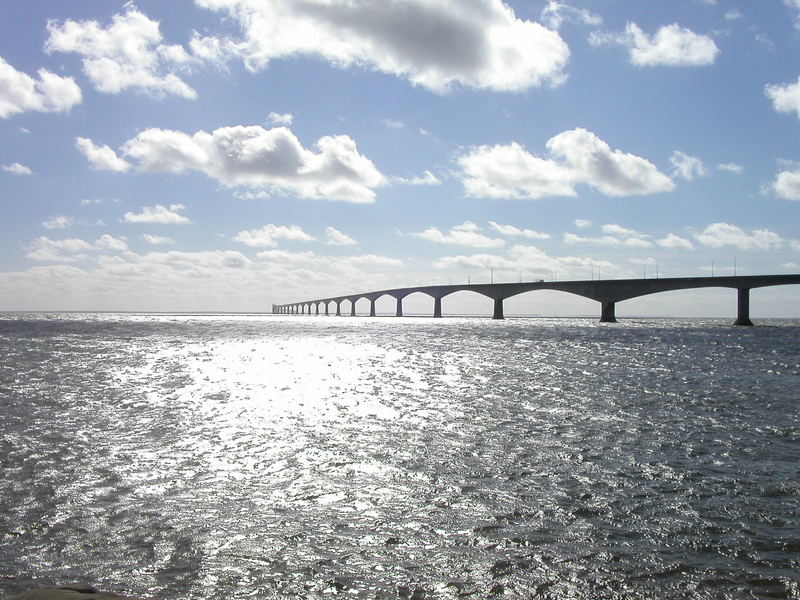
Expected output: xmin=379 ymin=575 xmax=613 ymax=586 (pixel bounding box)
xmin=272 ymin=274 xmax=800 ymax=325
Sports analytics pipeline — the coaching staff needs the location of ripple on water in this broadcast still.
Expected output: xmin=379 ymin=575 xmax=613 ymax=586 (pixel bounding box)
xmin=0 ymin=314 xmax=798 ymax=598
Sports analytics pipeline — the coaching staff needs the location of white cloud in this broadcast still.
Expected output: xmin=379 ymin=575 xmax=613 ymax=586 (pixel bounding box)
xmin=46 ymin=8 xmax=197 ymax=99
xmin=233 ymin=224 xmax=315 ymax=248
xmin=349 ymin=254 xmax=403 ymax=267
xmin=591 ymin=23 xmax=719 ymax=67
xmin=141 ymin=234 xmax=175 ymax=245
xmin=564 ymin=223 xmax=653 ymax=248
xmin=657 ymin=233 xmax=694 ymax=250
xmin=325 ymin=226 xmax=357 ymax=246
xmin=138 ymin=250 xmax=251 ymax=270
xmin=601 ymin=223 xmax=638 ymax=237
xmin=42 ymin=216 xmax=74 ymax=230
xmin=0 ymin=55 xmax=82 ymax=118
xmin=383 ymin=118 xmax=404 ymax=129
xmin=2 ymin=162 xmax=32 ymax=175
xmin=488 ymin=221 xmax=550 ymax=239
xmin=75 ymin=137 xmax=131 ymax=172
xmin=26 ymin=236 xmax=94 ymax=262
xmin=718 ymin=162 xmax=743 ymax=174
xmin=118 ymin=124 xmax=385 ymax=203
xmin=765 ymin=77 xmax=800 ymax=119
xmin=122 ymin=204 xmax=191 ymax=224
xmin=459 ymin=128 xmax=674 ymax=200
xmin=393 ymin=170 xmax=442 ymax=186
xmin=193 ymin=0 xmax=570 ymax=93
xmin=785 ymin=0 xmax=800 ymax=28
xmin=540 ymin=1 xmax=602 ymax=30
xmin=695 ymin=222 xmax=784 ymax=250
xmin=431 ymin=243 xmax=615 ymax=279
xmin=670 ymin=151 xmax=706 ymax=180
xmin=772 ymin=169 xmax=800 ymax=201
xmin=724 ymin=10 xmax=743 ymax=21
xmin=574 ymin=218 xmax=592 ymax=229
xmin=564 ymin=232 xmax=652 ymax=248
xmin=412 ymin=221 xmax=505 ymax=248
xmin=95 ymin=234 xmax=129 ymax=253
xmin=267 ymin=112 xmax=293 ymax=126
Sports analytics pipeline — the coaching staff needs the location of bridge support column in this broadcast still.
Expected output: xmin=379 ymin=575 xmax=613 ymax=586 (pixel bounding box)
xmin=433 ymin=297 xmax=442 ymax=318
xmin=369 ymin=299 xmax=376 ymax=317
xmin=315 ymin=303 xmax=319 ymax=315
xmin=600 ymin=301 xmax=617 ymax=323
xmin=735 ymin=288 xmax=753 ymax=326
xmin=336 ymin=301 xmax=341 ymax=316
xmin=324 ymin=302 xmax=329 ymax=316
xmin=396 ymin=297 xmax=403 ymax=317
xmin=350 ymin=301 xmax=357 ymax=317
xmin=492 ymin=298 xmax=504 ymax=320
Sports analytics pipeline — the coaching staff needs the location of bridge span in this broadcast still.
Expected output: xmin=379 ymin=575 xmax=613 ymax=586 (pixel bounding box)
xmin=272 ymin=274 xmax=800 ymax=325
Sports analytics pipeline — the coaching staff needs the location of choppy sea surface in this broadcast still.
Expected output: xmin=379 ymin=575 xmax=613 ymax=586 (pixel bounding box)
xmin=0 ymin=312 xmax=798 ymax=599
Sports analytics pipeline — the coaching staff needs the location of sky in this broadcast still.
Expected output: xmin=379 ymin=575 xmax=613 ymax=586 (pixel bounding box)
xmin=2 ymin=0 xmax=800 ymax=317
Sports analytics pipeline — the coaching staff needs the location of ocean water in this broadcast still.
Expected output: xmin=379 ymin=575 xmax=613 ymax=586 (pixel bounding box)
xmin=0 ymin=313 xmax=798 ymax=599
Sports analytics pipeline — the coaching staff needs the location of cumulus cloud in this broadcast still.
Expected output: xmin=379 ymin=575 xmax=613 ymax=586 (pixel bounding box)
xmin=138 ymin=250 xmax=251 ymax=270
xmin=765 ymin=77 xmax=800 ymax=119
xmin=718 ymin=162 xmax=743 ymax=174
xmin=267 ymin=112 xmax=293 ymax=126
xmin=2 ymin=162 xmax=32 ymax=175
xmin=772 ymin=169 xmax=800 ymax=201
xmin=574 ymin=218 xmax=592 ymax=229
xmin=141 ymin=234 xmax=175 ymax=245
xmin=193 ymin=0 xmax=570 ymax=93
xmin=122 ymin=204 xmax=191 ymax=224
xmin=657 ymin=233 xmax=694 ymax=250
xmin=95 ymin=234 xmax=129 ymax=253
xmin=488 ymin=221 xmax=550 ymax=239
xmin=115 ymin=124 xmax=385 ymax=203
xmin=412 ymin=221 xmax=505 ymax=248
xmin=45 ymin=8 xmax=197 ymax=99
xmin=563 ymin=223 xmax=654 ymax=248
xmin=233 ymin=224 xmax=315 ymax=248
xmin=0 ymin=55 xmax=82 ymax=118
xmin=564 ymin=232 xmax=652 ymax=248
xmin=26 ymin=236 xmax=94 ymax=262
xmin=695 ymin=222 xmax=784 ymax=250
xmin=540 ymin=1 xmax=602 ymax=30
xmin=458 ymin=128 xmax=674 ymax=200
xmin=670 ymin=151 xmax=706 ymax=180
xmin=393 ymin=170 xmax=442 ymax=186
xmin=325 ymin=226 xmax=357 ymax=246
xmin=431 ymin=243 xmax=615 ymax=280
xmin=256 ymin=248 xmax=402 ymax=268
xmin=75 ymin=137 xmax=131 ymax=172
xmin=591 ymin=23 xmax=719 ymax=67
xmin=42 ymin=216 xmax=75 ymax=230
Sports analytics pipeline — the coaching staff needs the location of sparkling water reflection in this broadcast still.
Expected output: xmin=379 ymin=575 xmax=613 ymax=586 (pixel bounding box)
xmin=0 ymin=314 xmax=798 ymax=598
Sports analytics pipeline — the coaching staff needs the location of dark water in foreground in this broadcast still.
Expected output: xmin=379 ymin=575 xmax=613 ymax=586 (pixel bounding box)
xmin=0 ymin=313 xmax=798 ymax=599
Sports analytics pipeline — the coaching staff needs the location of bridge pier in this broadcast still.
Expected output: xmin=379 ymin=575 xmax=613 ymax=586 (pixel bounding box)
xmin=336 ymin=301 xmax=341 ymax=316
xmin=600 ymin=301 xmax=617 ymax=323
xmin=369 ymin=299 xmax=376 ymax=317
xmin=492 ymin=298 xmax=504 ymax=320
xmin=396 ymin=297 xmax=403 ymax=317
xmin=324 ymin=302 xmax=329 ymax=316
xmin=735 ymin=288 xmax=753 ymax=326
xmin=433 ymin=297 xmax=442 ymax=318
xmin=350 ymin=301 xmax=357 ymax=317
xmin=315 ymin=303 xmax=319 ymax=315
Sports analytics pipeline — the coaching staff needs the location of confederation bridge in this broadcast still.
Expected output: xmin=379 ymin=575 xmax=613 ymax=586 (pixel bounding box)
xmin=273 ymin=274 xmax=800 ymax=325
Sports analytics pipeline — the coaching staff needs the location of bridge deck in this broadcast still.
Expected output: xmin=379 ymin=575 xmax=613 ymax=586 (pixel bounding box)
xmin=273 ymin=274 xmax=800 ymax=325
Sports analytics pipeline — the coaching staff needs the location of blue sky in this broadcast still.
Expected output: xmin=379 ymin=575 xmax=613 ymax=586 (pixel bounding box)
xmin=2 ymin=0 xmax=800 ymax=316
